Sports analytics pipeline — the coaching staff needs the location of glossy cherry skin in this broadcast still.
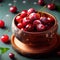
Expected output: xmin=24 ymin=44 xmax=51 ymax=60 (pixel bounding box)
xmin=27 ymin=8 xmax=36 ymax=15
xmin=47 ymin=3 xmax=55 ymax=10
xmin=29 ymin=13 xmax=40 ymax=21
xmin=15 ymin=16 xmax=22 ymax=23
xmin=33 ymin=20 xmax=41 ymax=27
xmin=10 ymin=6 xmax=17 ymax=13
xmin=45 ymin=19 xmax=54 ymax=30
xmin=47 ymin=17 xmax=55 ymax=27
xmin=0 ymin=20 xmax=5 ymax=28
xmin=1 ymin=35 xmax=9 ymax=43
xmin=20 ymin=10 xmax=27 ymax=18
xmin=40 ymin=16 xmax=49 ymax=24
xmin=47 ymin=17 xmax=55 ymax=23
xmin=25 ymin=24 xmax=34 ymax=32
xmin=17 ymin=23 xmax=23 ymax=29
xmin=9 ymin=53 xmax=15 ymax=59
xmin=22 ymin=17 xmax=31 ymax=26
xmin=38 ymin=0 xmax=44 ymax=5
xmin=36 ymin=24 xmax=46 ymax=32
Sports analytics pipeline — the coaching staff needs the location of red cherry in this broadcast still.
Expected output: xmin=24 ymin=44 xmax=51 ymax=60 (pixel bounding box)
xmin=36 ymin=24 xmax=46 ymax=32
xmin=1 ymin=35 xmax=9 ymax=43
xmin=9 ymin=53 xmax=15 ymax=59
xmin=0 ymin=20 xmax=5 ymax=28
xmin=33 ymin=20 xmax=41 ymax=27
xmin=38 ymin=0 xmax=44 ymax=5
xmin=27 ymin=8 xmax=36 ymax=15
xmin=25 ymin=24 xmax=34 ymax=32
xmin=17 ymin=23 xmax=23 ymax=29
xmin=20 ymin=10 xmax=27 ymax=18
xmin=47 ymin=17 xmax=55 ymax=28
xmin=47 ymin=3 xmax=55 ymax=10
xmin=10 ymin=6 xmax=17 ymax=13
xmin=45 ymin=18 xmax=54 ymax=30
xmin=15 ymin=16 xmax=23 ymax=23
xmin=29 ymin=13 xmax=40 ymax=21
xmin=47 ymin=17 xmax=55 ymax=23
xmin=22 ymin=17 xmax=31 ymax=26
xmin=40 ymin=16 xmax=49 ymax=24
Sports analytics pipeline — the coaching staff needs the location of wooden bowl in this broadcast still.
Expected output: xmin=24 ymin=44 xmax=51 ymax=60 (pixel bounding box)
xmin=12 ymin=11 xmax=58 ymax=46
xmin=11 ymin=34 xmax=59 ymax=55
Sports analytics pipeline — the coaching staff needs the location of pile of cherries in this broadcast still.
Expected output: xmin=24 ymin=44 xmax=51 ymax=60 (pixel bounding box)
xmin=15 ymin=8 xmax=55 ymax=32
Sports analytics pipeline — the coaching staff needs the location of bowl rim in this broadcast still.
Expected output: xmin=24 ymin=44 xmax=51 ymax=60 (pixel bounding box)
xmin=12 ymin=11 xmax=58 ymax=34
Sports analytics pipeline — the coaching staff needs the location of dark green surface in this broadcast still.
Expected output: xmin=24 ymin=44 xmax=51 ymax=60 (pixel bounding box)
xmin=0 ymin=0 xmax=60 ymax=60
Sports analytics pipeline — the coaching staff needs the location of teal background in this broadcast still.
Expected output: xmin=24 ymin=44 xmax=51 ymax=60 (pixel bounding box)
xmin=0 ymin=0 xmax=60 ymax=60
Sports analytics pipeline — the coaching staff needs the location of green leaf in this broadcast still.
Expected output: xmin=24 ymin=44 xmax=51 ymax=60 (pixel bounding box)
xmin=0 ymin=47 xmax=9 ymax=54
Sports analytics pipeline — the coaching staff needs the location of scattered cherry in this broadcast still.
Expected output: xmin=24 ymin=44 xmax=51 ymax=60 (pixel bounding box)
xmin=10 ymin=6 xmax=17 ymax=13
xmin=27 ymin=8 xmax=36 ymax=15
xmin=36 ymin=24 xmax=46 ymax=32
xmin=17 ymin=23 xmax=23 ymax=29
xmin=38 ymin=0 xmax=44 ymax=5
xmin=1 ymin=34 xmax=9 ymax=43
xmin=0 ymin=20 xmax=5 ymax=28
xmin=47 ymin=3 xmax=55 ymax=10
xmin=9 ymin=53 xmax=15 ymax=59
xmin=20 ymin=10 xmax=27 ymax=18
xmin=15 ymin=15 xmax=22 ymax=23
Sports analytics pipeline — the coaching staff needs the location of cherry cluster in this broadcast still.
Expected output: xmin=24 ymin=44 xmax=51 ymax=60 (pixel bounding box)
xmin=38 ymin=0 xmax=55 ymax=10
xmin=15 ymin=8 xmax=55 ymax=32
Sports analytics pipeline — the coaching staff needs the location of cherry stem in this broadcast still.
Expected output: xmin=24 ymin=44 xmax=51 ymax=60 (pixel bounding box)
xmin=3 ymin=29 xmax=9 ymax=34
xmin=38 ymin=5 xmax=46 ymax=11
